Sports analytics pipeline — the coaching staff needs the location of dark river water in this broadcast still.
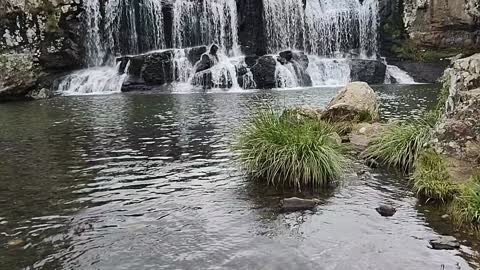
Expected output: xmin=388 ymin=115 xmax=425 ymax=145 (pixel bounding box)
xmin=1 ymin=85 xmax=479 ymax=270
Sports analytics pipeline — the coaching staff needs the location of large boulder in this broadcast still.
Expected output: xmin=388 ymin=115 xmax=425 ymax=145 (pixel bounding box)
xmin=350 ymin=59 xmax=387 ymax=84
xmin=116 ymin=45 xmax=208 ymax=91
xmin=0 ymin=54 xmax=43 ymax=102
xmin=251 ymin=56 xmax=277 ymax=89
xmin=323 ymin=82 xmax=380 ymax=122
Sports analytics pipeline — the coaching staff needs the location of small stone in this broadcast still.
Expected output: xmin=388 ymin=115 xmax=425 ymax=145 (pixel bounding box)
xmin=7 ymin=239 xmax=25 ymax=246
xmin=281 ymin=197 xmax=320 ymax=212
xmin=430 ymin=236 xmax=460 ymax=250
xmin=441 ymin=214 xmax=450 ymax=220
xmin=375 ymin=205 xmax=396 ymax=217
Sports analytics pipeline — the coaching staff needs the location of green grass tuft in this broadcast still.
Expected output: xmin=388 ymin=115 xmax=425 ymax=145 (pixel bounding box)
xmin=450 ymin=176 xmax=480 ymax=226
xmin=234 ymin=109 xmax=348 ymax=189
xmin=412 ymin=149 xmax=459 ymax=202
xmin=364 ymin=117 xmax=434 ymax=171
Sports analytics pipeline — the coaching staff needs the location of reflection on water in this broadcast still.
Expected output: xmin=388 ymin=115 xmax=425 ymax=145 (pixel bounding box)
xmin=0 ymin=85 xmax=478 ymax=269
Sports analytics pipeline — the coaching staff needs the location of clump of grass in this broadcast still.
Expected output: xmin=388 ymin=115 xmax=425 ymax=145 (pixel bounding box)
xmin=364 ymin=117 xmax=434 ymax=171
xmin=412 ymin=149 xmax=459 ymax=202
xmin=234 ymin=109 xmax=347 ymax=189
xmin=450 ymin=176 xmax=480 ymax=226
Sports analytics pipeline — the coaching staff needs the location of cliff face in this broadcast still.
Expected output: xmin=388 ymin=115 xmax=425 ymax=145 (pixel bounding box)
xmin=0 ymin=0 xmax=85 ymax=100
xmin=0 ymin=0 xmax=85 ymax=69
xmin=432 ymin=54 xmax=480 ymax=180
xmin=403 ymin=0 xmax=480 ymax=48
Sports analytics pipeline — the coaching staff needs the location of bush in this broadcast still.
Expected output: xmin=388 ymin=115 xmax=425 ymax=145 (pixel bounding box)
xmin=234 ymin=109 xmax=347 ymax=189
xmin=450 ymin=177 xmax=480 ymax=226
xmin=412 ymin=150 xmax=459 ymax=202
xmin=364 ymin=118 xmax=434 ymax=171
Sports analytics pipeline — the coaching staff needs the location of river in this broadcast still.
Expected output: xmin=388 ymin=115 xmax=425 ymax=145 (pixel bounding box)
xmin=1 ymin=85 xmax=479 ymax=269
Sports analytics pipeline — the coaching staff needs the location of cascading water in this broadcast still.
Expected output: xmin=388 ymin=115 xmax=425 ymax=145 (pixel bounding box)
xmin=172 ymin=0 xmax=240 ymax=56
xmin=264 ymin=0 xmax=378 ymax=57
xmin=56 ymin=62 xmax=129 ymax=95
xmin=307 ymin=56 xmax=351 ymax=86
xmin=275 ymin=62 xmax=299 ymax=88
xmin=385 ymin=65 xmax=417 ymax=84
xmin=59 ymin=0 xmax=386 ymax=94
xmin=58 ymin=0 xmax=166 ymax=94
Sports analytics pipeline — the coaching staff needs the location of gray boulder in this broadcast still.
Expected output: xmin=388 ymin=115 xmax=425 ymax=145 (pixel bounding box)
xmin=323 ymin=82 xmax=380 ymax=122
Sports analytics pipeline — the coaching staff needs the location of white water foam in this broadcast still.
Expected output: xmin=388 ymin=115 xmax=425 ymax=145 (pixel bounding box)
xmin=56 ymin=63 xmax=129 ymax=95
xmin=385 ymin=65 xmax=416 ymax=84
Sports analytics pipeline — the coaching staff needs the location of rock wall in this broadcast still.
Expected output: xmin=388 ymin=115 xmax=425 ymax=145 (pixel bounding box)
xmin=0 ymin=0 xmax=85 ymax=101
xmin=432 ymin=53 xmax=480 ymax=180
xmin=402 ymin=0 xmax=480 ymax=48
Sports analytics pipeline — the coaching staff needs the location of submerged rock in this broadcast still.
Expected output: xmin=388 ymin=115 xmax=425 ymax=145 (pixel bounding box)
xmin=281 ymin=197 xmax=320 ymax=212
xmin=429 ymin=236 xmax=460 ymax=250
xmin=323 ymin=82 xmax=379 ymax=122
xmin=375 ymin=205 xmax=397 ymax=217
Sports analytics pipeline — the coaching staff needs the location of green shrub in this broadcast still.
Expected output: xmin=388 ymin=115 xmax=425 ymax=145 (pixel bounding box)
xmin=364 ymin=118 xmax=433 ymax=171
xmin=412 ymin=150 xmax=459 ymax=202
xmin=234 ymin=109 xmax=347 ymax=189
xmin=450 ymin=177 xmax=480 ymax=225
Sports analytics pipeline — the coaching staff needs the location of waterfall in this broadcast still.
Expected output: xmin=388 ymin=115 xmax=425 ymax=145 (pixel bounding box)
xmin=263 ymin=0 xmax=378 ymax=58
xmin=172 ymin=0 xmax=240 ymax=56
xmin=385 ymin=65 xmax=417 ymax=84
xmin=275 ymin=62 xmax=299 ymax=88
xmin=307 ymin=56 xmax=351 ymax=86
xmin=56 ymin=63 xmax=129 ymax=95
xmin=84 ymin=0 xmax=106 ymax=67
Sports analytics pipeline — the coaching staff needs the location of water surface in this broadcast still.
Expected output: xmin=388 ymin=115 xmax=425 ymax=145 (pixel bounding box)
xmin=1 ymin=85 xmax=478 ymax=269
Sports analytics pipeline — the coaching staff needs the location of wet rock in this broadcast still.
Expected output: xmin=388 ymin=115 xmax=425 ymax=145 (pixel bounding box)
xmin=195 ymin=54 xmax=215 ymax=73
xmin=323 ymin=82 xmax=379 ymax=123
xmin=281 ymin=197 xmax=320 ymax=212
xmin=429 ymin=236 xmax=460 ymax=250
xmin=279 ymin=50 xmax=294 ymax=61
xmin=375 ymin=205 xmax=397 ymax=217
xmin=185 ymin=45 xmax=208 ymax=64
xmin=251 ymin=56 xmax=277 ymax=89
xmin=191 ymin=68 xmax=233 ymax=89
xmin=441 ymin=214 xmax=450 ymax=220
xmin=0 ymin=54 xmax=42 ymax=102
xmin=26 ymin=88 xmax=54 ymax=100
xmin=349 ymin=59 xmax=386 ymax=84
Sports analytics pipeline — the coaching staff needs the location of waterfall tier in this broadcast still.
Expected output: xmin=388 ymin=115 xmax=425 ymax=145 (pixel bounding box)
xmin=263 ymin=0 xmax=378 ymax=58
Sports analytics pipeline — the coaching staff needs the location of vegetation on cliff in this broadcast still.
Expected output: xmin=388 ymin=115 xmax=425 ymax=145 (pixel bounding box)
xmin=412 ymin=149 xmax=459 ymax=202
